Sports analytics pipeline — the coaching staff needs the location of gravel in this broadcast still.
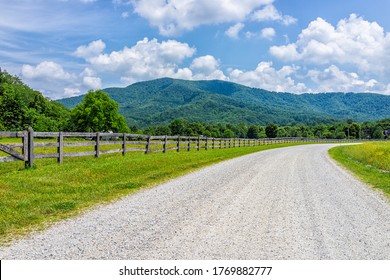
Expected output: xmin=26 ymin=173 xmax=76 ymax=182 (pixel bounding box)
xmin=1 ymin=144 xmax=390 ymax=259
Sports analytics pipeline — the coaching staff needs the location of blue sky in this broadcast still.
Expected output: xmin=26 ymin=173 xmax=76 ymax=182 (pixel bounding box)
xmin=1 ymin=0 xmax=390 ymax=99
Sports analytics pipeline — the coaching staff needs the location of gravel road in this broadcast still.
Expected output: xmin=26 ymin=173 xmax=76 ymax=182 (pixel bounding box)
xmin=1 ymin=144 xmax=389 ymax=259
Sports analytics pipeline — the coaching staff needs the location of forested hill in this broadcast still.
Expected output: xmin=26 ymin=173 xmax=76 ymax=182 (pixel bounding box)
xmin=58 ymin=78 xmax=390 ymax=127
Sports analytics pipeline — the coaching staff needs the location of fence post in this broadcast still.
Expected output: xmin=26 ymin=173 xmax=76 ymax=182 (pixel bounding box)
xmin=22 ymin=130 xmax=28 ymax=163
xmin=95 ymin=132 xmax=100 ymax=157
xmin=122 ymin=133 xmax=127 ymax=156
xmin=177 ymin=136 xmax=180 ymax=152
xmin=212 ymin=138 xmax=215 ymax=149
xmin=58 ymin=131 xmax=63 ymax=164
xmin=197 ymin=135 xmax=200 ymax=151
xmin=27 ymin=126 xmax=34 ymax=168
xmin=205 ymin=137 xmax=208 ymax=150
xmin=145 ymin=136 xmax=151 ymax=154
xmin=163 ymin=135 xmax=168 ymax=153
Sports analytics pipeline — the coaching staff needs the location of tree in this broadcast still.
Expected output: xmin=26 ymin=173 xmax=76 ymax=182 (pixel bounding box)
xmin=0 ymin=69 xmax=70 ymax=131
xmin=0 ymin=83 xmax=25 ymax=130
xmin=276 ymin=127 xmax=287 ymax=137
xmin=247 ymin=125 xmax=260 ymax=139
xmin=222 ymin=129 xmax=235 ymax=138
xmin=265 ymin=123 xmax=278 ymax=138
xmin=169 ymin=119 xmax=189 ymax=135
xmin=69 ymin=90 xmax=128 ymax=132
xmin=372 ymin=126 xmax=385 ymax=139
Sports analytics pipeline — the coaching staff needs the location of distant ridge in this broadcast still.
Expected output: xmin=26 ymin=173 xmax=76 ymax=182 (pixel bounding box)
xmin=58 ymin=78 xmax=390 ymax=127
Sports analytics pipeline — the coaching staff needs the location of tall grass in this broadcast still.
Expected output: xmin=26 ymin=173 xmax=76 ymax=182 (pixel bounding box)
xmin=329 ymin=142 xmax=390 ymax=197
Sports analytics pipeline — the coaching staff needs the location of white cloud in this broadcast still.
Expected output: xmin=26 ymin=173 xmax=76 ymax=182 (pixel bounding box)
xmin=21 ymin=61 xmax=83 ymax=99
xmin=252 ymin=4 xmax=297 ymax=26
xmin=171 ymin=68 xmax=193 ymax=80
xmin=307 ymin=65 xmax=384 ymax=93
xmin=188 ymin=55 xmax=227 ymax=80
xmin=270 ymin=14 xmax=390 ymax=75
xmin=83 ymin=76 xmax=102 ymax=89
xmin=74 ymin=39 xmax=106 ymax=60
xmin=22 ymin=61 xmax=74 ymax=81
xmin=131 ymin=0 xmax=279 ymax=36
xmin=260 ymin=27 xmax=276 ymax=40
xmin=229 ymin=61 xmax=306 ymax=93
xmin=245 ymin=27 xmax=276 ymax=40
xmin=80 ymin=38 xmax=196 ymax=83
xmin=225 ymin=23 xmax=245 ymax=39
xmin=190 ymin=55 xmax=220 ymax=74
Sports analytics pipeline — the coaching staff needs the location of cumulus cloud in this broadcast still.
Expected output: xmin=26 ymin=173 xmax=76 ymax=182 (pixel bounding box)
xmin=251 ymin=4 xmax=297 ymax=26
xmin=190 ymin=55 xmax=227 ymax=80
xmin=171 ymin=67 xmax=193 ymax=80
xmin=225 ymin=23 xmax=245 ymax=39
xmin=229 ymin=61 xmax=306 ymax=93
xmin=191 ymin=55 xmax=219 ymax=73
xmin=307 ymin=65 xmax=383 ymax=93
xmin=21 ymin=61 xmax=83 ymax=99
xmin=74 ymin=39 xmax=106 ymax=60
xmin=22 ymin=61 xmax=75 ymax=81
xmin=131 ymin=0 xmax=280 ymax=36
xmin=78 ymin=38 xmax=196 ymax=83
xmin=83 ymin=76 xmax=102 ymax=89
xmin=270 ymin=14 xmax=390 ymax=75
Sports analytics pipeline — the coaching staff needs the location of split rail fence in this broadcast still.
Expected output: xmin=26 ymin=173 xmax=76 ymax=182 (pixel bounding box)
xmin=0 ymin=127 xmax=368 ymax=168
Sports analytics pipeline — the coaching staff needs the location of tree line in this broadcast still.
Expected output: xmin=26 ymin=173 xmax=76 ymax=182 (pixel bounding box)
xmin=143 ymin=119 xmax=389 ymax=140
xmin=1 ymin=69 xmax=389 ymax=139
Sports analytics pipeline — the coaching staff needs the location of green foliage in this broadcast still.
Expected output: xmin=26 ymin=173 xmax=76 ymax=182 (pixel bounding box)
xmin=141 ymin=118 xmax=390 ymax=140
xmin=68 ymin=90 xmax=129 ymax=132
xmin=247 ymin=125 xmax=260 ymax=139
xmin=0 ymin=69 xmax=70 ymax=131
xmin=0 ymin=83 xmax=25 ymax=130
xmin=265 ymin=123 xmax=278 ymax=138
xmin=222 ymin=128 xmax=235 ymax=138
xmin=169 ymin=119 xmax=190 ymax=135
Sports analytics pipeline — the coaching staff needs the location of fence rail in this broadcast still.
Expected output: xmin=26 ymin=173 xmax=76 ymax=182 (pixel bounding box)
xmin=0 ymin=127 xmax=381 ymax=167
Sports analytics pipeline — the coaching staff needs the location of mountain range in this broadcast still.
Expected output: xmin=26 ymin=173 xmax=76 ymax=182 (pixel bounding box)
xmin=58 ymin=78 xmax=390 ymax=127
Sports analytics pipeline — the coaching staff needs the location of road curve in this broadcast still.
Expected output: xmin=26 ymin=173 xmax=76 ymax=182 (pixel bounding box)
xmin=1 ymin=144 xmax=389 ymax=259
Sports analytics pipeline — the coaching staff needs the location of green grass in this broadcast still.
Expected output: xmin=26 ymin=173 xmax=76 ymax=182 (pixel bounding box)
xmin=329 ymin=142 xmax=390 ymax=198
xmin=0 ymin=142 xmax=305 ymax=244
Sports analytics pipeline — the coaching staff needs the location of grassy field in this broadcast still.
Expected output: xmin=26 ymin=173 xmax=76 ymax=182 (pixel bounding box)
xmin=329 ymin=142 xmax=390 ymax=197
xmin=0 ymin=142 xmax=305 ymax=244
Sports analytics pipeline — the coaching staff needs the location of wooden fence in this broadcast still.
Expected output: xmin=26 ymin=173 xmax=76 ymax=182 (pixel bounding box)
xmin=0 ymin=127 xmax=369 ymax=168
